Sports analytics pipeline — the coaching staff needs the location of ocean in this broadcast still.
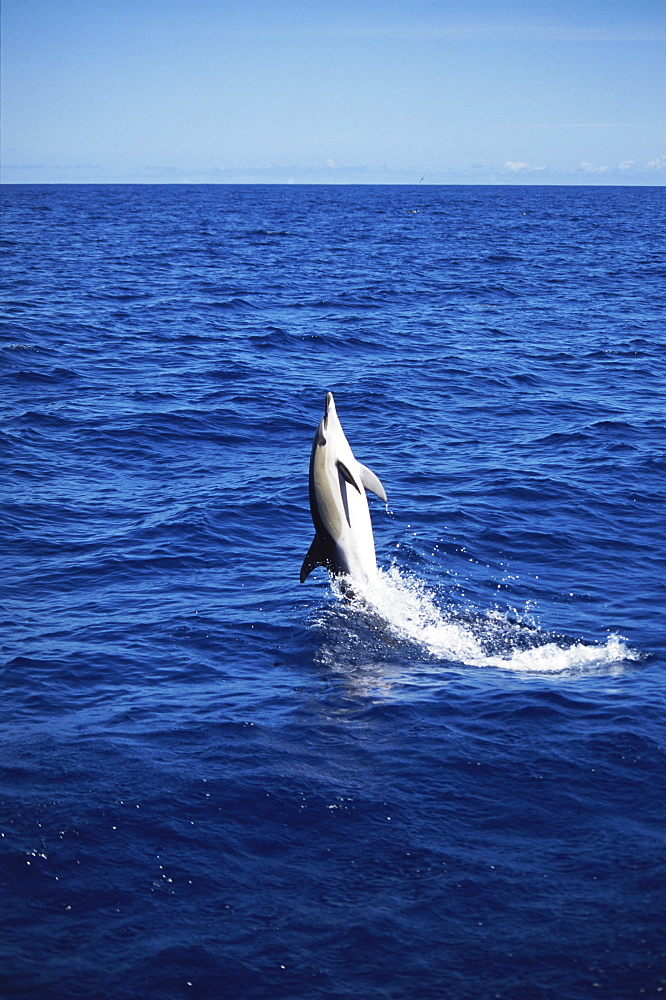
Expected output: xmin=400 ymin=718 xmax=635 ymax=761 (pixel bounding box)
xmin=1 ymin=183 xmax=665 ymax=999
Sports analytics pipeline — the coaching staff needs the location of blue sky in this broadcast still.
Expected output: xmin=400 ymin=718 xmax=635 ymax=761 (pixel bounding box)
xmin=2 ymin=0 xmax=664 ymax=184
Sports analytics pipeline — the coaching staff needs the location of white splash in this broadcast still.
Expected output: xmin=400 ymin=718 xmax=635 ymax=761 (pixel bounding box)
xmin=333 ymin=565 xmax=639 ymax=675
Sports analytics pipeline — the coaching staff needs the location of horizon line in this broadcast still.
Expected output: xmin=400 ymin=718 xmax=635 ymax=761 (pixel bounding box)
xmin=2 ymin=179 xmax=665 ymax=187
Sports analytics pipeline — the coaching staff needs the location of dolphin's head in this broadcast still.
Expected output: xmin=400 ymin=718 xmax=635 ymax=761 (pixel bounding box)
xmin=324 ymin=391 xmax=336 ymax=428
xmin=314 ymin=391 xmax=336 ymax=447
xmin=316 ymin=391 xmax=337 ymax=442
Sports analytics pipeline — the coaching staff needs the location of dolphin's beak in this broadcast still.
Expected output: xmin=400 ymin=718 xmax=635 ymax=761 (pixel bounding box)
xmin=324 ymin=391 xmax=334 ymax=428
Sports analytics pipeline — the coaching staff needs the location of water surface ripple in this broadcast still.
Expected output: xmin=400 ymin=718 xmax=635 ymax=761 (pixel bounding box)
xmin=1 ymin=184 xmax=665 ymax=999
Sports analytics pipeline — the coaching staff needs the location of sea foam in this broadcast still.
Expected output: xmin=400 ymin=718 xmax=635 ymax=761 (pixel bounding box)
xmin=334 ymin=565 xmax=639 ymax=675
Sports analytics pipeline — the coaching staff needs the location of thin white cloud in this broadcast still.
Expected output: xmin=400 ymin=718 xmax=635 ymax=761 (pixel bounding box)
xmin=505 ymin=161 xmax=545 ymax=172
xmin=333 ymin=21 xmax=666 ymax=44
xmin=579 ymin=161 xmax=611 ymax=173
xmin=647 ymin=155 xmax=666 ymax=169
xmin=530 ymin=122 xmax=644 ymax=129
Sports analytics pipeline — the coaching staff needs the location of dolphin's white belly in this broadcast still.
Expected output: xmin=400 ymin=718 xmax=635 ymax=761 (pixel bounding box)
xmin=333 ymin=472 xmax=378 ymax=583
xmin=313 ymin=445 xmax=378 ymax=584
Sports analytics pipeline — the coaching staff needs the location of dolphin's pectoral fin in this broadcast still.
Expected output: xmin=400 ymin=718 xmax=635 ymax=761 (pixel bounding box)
xmin=358 ymin=463 xmax=388 ymax=504
xmin=300 ymin=534 xmax=333 ymax=583
xmin=336 ymin=460 xmax=362 ymax=493
xmin=336 ymin=461 xmax=359 ymax=527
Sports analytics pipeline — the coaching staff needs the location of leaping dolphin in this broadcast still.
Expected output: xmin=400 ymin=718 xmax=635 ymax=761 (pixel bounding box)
xmin=300 ymin=392 xmax=387 ymax=586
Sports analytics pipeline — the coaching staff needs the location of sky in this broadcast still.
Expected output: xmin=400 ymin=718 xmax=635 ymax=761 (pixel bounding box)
xmin=2 ymin=0 xmax=664 ymax=185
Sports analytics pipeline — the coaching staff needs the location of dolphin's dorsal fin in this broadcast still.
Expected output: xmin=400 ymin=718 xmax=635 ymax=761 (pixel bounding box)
xmin=336 ymin=460 xmax=362 ymax=494
xmin=300 ymin=534 xmax=333 ymax=583
xmin=358 ymin=463 xmax=387 ymax=504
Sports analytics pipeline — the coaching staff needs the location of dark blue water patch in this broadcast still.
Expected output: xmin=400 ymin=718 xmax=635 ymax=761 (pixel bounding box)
xmin=1 ymin=183 xmax=665 ymax=1000
xmin=2 ymin=678 xmax=664 ymax=999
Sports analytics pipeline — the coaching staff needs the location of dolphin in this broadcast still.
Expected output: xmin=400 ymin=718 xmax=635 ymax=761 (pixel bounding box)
xmin=300 ymin=392 xmax=387 ymax=586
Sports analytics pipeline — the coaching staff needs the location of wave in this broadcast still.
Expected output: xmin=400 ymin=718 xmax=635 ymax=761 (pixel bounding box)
xmin=324 ymin=565 xmax=639 ymax=676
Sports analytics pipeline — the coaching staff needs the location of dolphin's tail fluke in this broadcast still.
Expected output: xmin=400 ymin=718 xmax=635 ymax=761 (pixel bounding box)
xmin=300 ymin=533 xmax=334 ymax=583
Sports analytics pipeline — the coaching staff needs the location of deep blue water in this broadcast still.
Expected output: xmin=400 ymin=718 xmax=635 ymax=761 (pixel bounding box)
xmin=1 ymin=183 xmax=665 ymax=1000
